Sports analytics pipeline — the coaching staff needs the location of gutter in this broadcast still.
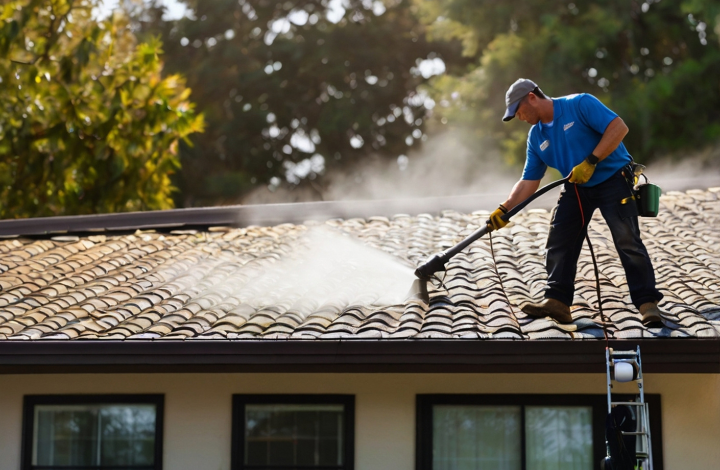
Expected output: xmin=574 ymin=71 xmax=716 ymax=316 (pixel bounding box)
xmin=1 ymin=339 xmax=718 ymax=374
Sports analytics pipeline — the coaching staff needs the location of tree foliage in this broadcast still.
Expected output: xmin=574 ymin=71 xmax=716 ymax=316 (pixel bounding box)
xmin=5 ymin=0 xmax=717 ymax=215
xmin=416 ymin=0 xmax=720 ymax=166
xmin=0 ymin=0 xmax=203 ymax=218
xmin=137 ymin=0 xmax=465 ymax=205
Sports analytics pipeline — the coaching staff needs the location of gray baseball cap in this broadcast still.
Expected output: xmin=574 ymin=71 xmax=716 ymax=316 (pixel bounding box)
xmin=503 ymin=78 xmax=538 ymax=122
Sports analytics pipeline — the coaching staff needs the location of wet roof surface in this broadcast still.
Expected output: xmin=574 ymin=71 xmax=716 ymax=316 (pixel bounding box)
xmin=1 ymin=189 xmax=719 ymax=342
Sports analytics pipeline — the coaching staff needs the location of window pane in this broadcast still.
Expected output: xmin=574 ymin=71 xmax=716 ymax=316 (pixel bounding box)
xmin=99 ymin=406 xmax=157 ymax=465
xmin=525 ymin=406 xmax=593 ymax=470
xmin=33 ymin=404 xmax=156 ymax=467
xmin=433 ymin=406 xmax=521 ymax=470
xmin=245 ymin=404 xmax=344 ymax=467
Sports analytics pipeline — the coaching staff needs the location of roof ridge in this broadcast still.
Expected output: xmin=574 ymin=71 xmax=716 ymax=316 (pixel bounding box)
xmin=2 ymin=187 xmax=716 ymax=237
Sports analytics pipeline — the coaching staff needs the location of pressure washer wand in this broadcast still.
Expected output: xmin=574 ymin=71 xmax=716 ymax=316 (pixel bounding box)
xmin=413 ymin=176 xmax=571 ymax=288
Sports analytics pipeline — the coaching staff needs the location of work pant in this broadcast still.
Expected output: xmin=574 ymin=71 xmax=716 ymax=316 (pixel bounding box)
xmin=544 ymin=168 xmax=663 ymax=309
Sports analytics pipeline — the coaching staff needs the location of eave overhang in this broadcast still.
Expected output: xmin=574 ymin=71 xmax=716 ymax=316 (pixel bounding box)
xmin=1 ymin=339 xmax=718 ymax=374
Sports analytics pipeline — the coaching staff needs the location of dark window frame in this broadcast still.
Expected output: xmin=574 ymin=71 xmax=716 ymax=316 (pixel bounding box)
xmin=416 ymin=394 xmax=663 ymax=470
xmin=232 ymin=394 xmax=355 ymax=470
xmin=21 ymin=394 xmax=164 ymax=470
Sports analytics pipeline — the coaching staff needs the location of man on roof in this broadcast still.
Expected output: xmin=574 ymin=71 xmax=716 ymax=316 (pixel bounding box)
xmin=489 ymin=78 xmax=664 ymax=326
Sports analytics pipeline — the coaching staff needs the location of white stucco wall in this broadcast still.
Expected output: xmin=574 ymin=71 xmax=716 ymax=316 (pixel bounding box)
xmin=1 ymin=373 xmax=717 ymax=469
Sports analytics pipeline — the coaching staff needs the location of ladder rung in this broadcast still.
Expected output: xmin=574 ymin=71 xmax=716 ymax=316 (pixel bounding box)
xmin=611 ymin=350 xmax=638 ymax=356
xmin=611 ymin=401 xmax=644 ymax=406
xmin=621 ymin=431 xmax=647 ymax=435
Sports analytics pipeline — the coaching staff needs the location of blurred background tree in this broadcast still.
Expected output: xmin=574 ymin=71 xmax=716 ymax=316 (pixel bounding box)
xmin=416 ymin=0 xmax=720 ymax=167
xmin=0 ymin=0 xmax=203 ymax=218
xmin=135 ymin=0 xmax=466 ymax=206
xmin=3 ymin=0 xmax=719 ymax=216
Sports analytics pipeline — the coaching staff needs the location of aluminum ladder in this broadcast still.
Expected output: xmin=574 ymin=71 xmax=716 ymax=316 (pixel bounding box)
xmin=606 ymin=346 xmax=654 ymax=470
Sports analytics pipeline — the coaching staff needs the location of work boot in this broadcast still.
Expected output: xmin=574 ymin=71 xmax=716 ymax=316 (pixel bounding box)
xmin=522 ymin=298 xmax=573 ymax=324
xmin=639 ymin=301 xmax=664 ymax=327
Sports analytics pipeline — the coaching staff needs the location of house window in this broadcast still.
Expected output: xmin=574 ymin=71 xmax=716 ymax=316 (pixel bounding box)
xmin=417 ymin=394 xmax=662 ymax=470
xmin=22 ymin=395 xmax=163 ymax=470
xmin=232 ymin=395 xmax=354 ymax=470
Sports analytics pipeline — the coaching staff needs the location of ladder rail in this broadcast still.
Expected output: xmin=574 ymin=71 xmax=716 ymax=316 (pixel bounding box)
xmin=643 ymin=402 xmax=654 ymax=470
xmin=606 ymin=347 xmax=612 ymax=414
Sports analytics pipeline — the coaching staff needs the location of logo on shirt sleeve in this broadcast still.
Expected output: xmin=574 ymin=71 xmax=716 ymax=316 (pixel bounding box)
xmin=563 ymin=121 xmax=575 ymax=131
xmin=540 ymin=140 xmax=550 ymax=151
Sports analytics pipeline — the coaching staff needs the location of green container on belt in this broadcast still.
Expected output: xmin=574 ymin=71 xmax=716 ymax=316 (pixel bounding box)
xmin=636 ymin=183 xmax=661 ymax=217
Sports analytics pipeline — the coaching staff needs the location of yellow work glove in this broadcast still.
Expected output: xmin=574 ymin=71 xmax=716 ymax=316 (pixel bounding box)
xmin=487 ymin=205 xmax=509 ymax=232
xmin=569 ymin=156 xmax=598 ymax=184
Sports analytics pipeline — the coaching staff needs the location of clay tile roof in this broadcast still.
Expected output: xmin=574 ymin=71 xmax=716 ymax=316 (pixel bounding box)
xmin=0 ymin=188 xmax=719 ymax=343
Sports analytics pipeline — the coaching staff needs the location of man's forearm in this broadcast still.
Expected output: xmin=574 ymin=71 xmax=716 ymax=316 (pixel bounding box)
xmin=592 ymin=117 xmax=629 ymax=161
xmin=502 ymin=179 xmax=541 ymax=211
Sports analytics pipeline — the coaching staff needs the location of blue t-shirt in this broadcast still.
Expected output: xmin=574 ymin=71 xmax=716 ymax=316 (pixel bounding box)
xmin=521 ymin=94 xmax=632 ymax=187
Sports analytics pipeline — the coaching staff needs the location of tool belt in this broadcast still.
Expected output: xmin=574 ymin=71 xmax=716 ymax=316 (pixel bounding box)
xmin=620 ymin=162 xmax=661 ymax=217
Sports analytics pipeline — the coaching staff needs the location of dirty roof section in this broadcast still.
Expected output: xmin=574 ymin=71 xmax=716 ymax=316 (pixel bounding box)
xmin=1 ymin=189 xmax=719 ymax=341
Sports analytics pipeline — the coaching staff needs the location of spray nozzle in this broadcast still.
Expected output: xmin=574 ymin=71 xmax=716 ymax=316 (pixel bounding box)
xmin=408 ymin=252 xmax=452 ymax=304
xmin=414 ymin=252 xmax=449 ymax=281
